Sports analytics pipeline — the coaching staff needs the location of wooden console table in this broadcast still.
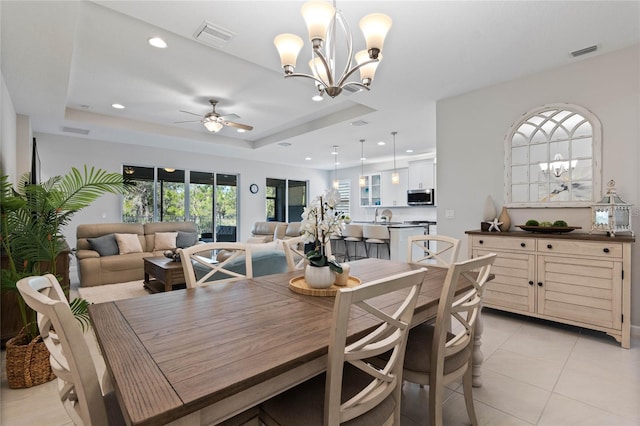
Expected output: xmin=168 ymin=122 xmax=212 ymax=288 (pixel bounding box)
xmin=466 ymin=230 xmax=634 ymax=348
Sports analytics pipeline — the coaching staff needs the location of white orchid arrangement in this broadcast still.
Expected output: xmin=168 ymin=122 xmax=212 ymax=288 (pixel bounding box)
xmin=300 ymin=188 xmax=345 ymax=272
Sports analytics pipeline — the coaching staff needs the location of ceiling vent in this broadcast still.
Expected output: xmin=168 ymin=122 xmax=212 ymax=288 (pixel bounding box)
xmin=62 ymin=126 xmax=90 ymax=135
xmin=194 ymin=21 xmax=236 ymax=48
xmin=571 ymin=45 xmax=598 ymax=57
xmin=350 ymin=120 xmax=369 ymax=127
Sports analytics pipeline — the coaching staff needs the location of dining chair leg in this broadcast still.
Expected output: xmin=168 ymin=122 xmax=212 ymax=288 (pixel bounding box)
xmin=462 ymin=366 xmax=479 ymax=425
xmin=429 ymin=376 xmax=444 ymax=426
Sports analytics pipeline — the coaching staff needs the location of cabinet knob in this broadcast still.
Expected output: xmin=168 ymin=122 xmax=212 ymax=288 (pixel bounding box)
xmin=520 ymin=242 xmax=526 ymax=247
xmin=479 ymin=240 xmax=484 ymax=244
xmin=547 ymin=244 xmax=553 ymax=249
xmin=529 ymin=280 xmax=534 ymax=286
xmin=538 ymin=282 xmax=543 ymax=287
xmin=603 ymin=248 xmax=610 ymax=253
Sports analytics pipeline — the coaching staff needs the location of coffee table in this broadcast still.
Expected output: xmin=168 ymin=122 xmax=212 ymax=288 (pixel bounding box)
xmin=143 ymin=256 xmax=186 ymax=293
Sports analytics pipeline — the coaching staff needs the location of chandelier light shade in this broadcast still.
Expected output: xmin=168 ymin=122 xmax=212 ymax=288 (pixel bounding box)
xmin=391 ymin=131 xmax=399 ymax=185
xmin=274 ymin=1 xmax=392 ymax=99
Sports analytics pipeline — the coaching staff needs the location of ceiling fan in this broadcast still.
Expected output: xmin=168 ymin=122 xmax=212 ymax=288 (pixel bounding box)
xmin=176 ymin=99 xmax=253 ymax=133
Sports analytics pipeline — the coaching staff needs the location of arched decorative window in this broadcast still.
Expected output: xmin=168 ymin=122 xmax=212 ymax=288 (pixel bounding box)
xmin=505 ymin=103 xmax=602 ymax=207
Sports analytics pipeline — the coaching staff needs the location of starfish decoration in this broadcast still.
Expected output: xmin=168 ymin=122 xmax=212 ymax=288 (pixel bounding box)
xmin=487 ymin=217 xmax=503 ymax=232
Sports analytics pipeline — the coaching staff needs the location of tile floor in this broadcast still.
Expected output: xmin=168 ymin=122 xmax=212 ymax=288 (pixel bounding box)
xmin=1 ymin=306 xmax=638 ymax=425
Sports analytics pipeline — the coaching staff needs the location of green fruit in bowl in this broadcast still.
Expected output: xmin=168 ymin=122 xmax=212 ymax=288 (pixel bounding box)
xmin=525 ymin=219 xmax=539 ymax=226
xmin=539 ymin=221 xmax=553 ymax=227
xmin=553 ymin=220 xmax=568 ymax=227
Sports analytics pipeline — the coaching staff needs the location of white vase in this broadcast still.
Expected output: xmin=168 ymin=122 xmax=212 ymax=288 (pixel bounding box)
xmin=304 ymin=265 xmax=335 ymax=289
xmin=482 ymin=195 xmax=497 ymax=221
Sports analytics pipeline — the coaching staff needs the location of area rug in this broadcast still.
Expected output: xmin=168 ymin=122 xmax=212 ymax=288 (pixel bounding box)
xmin=78 ymin=280 xmax=150 ymax=304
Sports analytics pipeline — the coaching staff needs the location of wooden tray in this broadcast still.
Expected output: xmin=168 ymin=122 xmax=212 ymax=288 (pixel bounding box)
xmin=518 ymin=225 xmax=581 ymax=234
xmin=289 ymin=276 xmax=362 ymax=297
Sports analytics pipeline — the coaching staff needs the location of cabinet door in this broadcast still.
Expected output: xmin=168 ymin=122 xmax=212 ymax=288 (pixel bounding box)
xmin=474 ymin=249 xmax=535 ymax=313
xmin=360 ymin=176 xmax=371 ymax=206
xmin=370 ymin=174 xmax=381 ymax=206
xmin=381 ymin=169 xmax=408 ymax=206
xmin=408 ymin=159 xmax=434 ymax=189
xmin=537 ymin=255 xmax=622 ymax=330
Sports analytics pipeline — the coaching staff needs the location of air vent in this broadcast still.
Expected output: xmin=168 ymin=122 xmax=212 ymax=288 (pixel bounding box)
xmin=571 ymin=45 xmax=598 ymax=57
xmin=62 ymin=126 xmax=90 ymax=135
xmin=194 ymin=21 xmax=236 ymax=48
xmin=342 ymin=85 xmax=361 ymax=95
xmin=350 ymin=120 xmax=369 ymax=127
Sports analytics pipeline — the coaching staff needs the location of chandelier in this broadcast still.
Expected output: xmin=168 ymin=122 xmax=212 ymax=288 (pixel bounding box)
xmin=274 ymin=1 xmax=392 ymax=99
xmin=539 ymin=153 xmax=578 ymax=178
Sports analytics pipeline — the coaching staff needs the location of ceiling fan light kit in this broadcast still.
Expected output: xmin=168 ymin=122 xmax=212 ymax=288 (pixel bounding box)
xmin=274 ymin=0 xmax=392 ymax=98
xmin=178 ymin=99 xmax=253 ymax=133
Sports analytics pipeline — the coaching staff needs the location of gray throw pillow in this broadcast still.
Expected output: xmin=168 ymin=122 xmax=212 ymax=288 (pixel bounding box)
xmin=176 ymin=231 xmax=198 ymax=248
xmin=87 ymin=233 xmax=119 ymax=256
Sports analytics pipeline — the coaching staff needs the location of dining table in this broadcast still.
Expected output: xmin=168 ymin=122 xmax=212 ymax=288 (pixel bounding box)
xmin=89 ymin=258 xmax=489 ymax=426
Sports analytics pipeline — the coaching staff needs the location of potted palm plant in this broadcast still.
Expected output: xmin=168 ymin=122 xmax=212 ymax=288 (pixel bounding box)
xmin=0 ymin=166 xmax=131 ymax=388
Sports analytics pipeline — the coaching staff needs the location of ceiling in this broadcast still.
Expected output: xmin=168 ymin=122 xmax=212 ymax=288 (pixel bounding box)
xmin=2 ymin=1 xmax=639 ymax=171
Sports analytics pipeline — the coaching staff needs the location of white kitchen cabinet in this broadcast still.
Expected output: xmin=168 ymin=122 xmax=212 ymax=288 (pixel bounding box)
xmin=359 ymin=174 xmax=381 ymax=206
xmin=381 ymin=168 xmax=408 ymax=206
xmin=408 ymin=159 xmax=434 ymax=190
xmin=467 ymin=231 xmax=634 ymax=348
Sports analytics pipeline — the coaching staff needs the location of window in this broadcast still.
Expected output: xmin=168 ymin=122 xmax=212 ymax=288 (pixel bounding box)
xmin=336 ymin=179 xmax=350 ymax=217
xmin=123 ymin=165 xmax=238 ymax=241
xmin=266 ymin=178 xmax=308 ymax=222
xmin=505 ymin=104 xmax=602 ymax=207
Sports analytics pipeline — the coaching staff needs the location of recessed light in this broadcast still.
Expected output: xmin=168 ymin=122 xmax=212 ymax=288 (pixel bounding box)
xmin=111 ymin=103 xmax=125 ymax=109
xmin=312 ymin=94 xmax=323 ymax=102
xmin=305 ymin=157 xmax=312 ymax=161
xmin=377 ymin=141 xmax=385 ymax=146
xmin=360 ymin=157 xmax=366 ymax=161
xmin=406 ymin=149 xmax=414 ymax=153
xmin=148 ymin=37 xmax=167 ymax=48
xmin=237 ymin=129 xmax=246 ymax=133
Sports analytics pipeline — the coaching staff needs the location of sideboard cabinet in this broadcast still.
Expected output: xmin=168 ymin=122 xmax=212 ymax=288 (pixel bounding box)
xmin=466 ymin=231 xmax=634 ymax=348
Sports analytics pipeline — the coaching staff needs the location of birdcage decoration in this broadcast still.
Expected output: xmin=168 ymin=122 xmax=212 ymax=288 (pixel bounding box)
xmin=591 ymin=180 xmax=634 ymax=237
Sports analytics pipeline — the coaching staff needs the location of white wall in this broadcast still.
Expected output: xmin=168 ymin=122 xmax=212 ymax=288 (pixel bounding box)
xmin=1 ymin=72 xmax=17 ymax=182
xmin=33 ymin=132 xmax=330 ymax=246
xmin=437 ymin=45 xmax=640 ymax=327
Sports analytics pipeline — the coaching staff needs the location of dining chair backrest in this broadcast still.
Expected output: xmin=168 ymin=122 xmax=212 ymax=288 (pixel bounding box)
xmin=282 ymin=235 xmax=306 ymax=272
xmin=325 ymin=267 xmax=427 ymax=425
xmin=178 ymin=242 xmax=253 ymax=288
xmin=407 ymin=235 xmax=461 ymax=268
xmin=16 ymin=274 xmax=117 ymax=426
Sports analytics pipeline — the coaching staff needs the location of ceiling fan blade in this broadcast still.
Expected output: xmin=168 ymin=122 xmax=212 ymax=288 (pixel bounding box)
xmin=179 ymin=110 xmax=203 ymax=117
xmin=174 ymin=120 xmax=202 ymax=124
xmin=223 ymin=121 xmax=253 ymax=131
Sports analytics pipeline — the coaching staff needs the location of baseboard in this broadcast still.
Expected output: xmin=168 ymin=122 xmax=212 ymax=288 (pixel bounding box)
xmin=631 ymin=324 xmax=640 ymax=339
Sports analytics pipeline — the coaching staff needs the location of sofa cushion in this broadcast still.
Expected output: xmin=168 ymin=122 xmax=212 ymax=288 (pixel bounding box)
xmin=154 ymin=232 xmax=178 ymax=251
xmin=115 ymin=233 xmax=143 ymax=254
xmin=176 ymin=231 xmax=199 ymax=248
xmin=87 ymin=234 xmax=119 ymax=257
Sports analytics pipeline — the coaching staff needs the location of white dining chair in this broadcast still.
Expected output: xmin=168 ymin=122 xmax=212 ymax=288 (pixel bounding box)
xmin=178 ymin=242 xmax=253 ymax=288
xmin=407 ymin=234 xmax=461 ymax=268
xmin=363 ymin=224 xmax=390 ymax=259
xmin=259 ymin=268 xmax=427 ymax=426
xmin=16 ymin=274 xmax=125 ymax=426
xmin=282 ymin=235 xmax=306 ymax=272
xmin=402 ymin=253 xmax=496 ymax=426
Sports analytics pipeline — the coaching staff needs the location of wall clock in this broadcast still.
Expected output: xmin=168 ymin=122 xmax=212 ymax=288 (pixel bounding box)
xmin=249 ymin=184 xmax=259 ymax=194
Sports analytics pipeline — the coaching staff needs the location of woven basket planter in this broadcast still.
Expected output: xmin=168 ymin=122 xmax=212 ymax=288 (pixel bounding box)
xmin=5 ymin=327 xmax=56 ymax=389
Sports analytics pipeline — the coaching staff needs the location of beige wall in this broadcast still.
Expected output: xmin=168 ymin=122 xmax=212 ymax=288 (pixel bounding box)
xmin=436 ymin=45 xmax=640 ymax=327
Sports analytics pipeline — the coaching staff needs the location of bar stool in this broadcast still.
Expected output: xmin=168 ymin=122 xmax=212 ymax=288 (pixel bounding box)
xmin=363 ymin=224 xmax=390 ymax=259
xmin=342 ymin=224 xmax=366 ymax=261
xmin=329 ymin=233 xmax=346 ymax=262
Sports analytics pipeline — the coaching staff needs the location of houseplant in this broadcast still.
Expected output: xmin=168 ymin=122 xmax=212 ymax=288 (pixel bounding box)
xmin=1 ymin=166 xmax=131 ymax=388
xmin=300 ymin=188 xmax=345 ymax=288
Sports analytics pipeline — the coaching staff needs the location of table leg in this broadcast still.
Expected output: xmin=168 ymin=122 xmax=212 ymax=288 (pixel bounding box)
xmin=164 ymin=280 xmax=172 ymax=292
xmin=472 ymin=305 xmax=484 ymax=387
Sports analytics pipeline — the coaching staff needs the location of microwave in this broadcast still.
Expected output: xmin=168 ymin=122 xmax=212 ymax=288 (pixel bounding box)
xmin=407 ymin=189 xmax=435 ymax=205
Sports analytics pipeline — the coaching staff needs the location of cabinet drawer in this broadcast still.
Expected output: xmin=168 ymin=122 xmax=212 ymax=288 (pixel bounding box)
xmin=537 ymin=239 xmax=622 ymax=258
xmin=471 ymin=235 xmax=535 ymax=252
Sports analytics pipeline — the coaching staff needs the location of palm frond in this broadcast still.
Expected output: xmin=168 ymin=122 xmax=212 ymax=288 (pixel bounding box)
xmin=69 ymin=297 xmax=91 ymax=332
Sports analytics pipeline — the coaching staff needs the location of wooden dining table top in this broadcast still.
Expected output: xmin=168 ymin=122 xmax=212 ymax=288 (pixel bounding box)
xmin=89 ymin=258 xmax=453 ymax=426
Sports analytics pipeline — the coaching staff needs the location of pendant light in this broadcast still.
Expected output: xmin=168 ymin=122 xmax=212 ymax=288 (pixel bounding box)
xmin=359 ymin=139 xmax=366 ymax=187
xmin=391 ymin=131 xmax=399 ymax=184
